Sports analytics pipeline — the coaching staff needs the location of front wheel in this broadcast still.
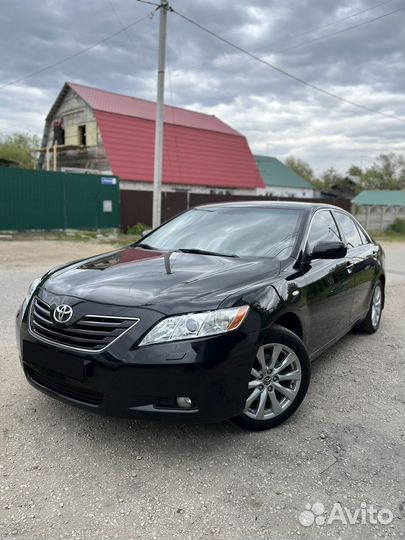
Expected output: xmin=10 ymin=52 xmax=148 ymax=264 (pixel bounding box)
xmin=232 ymin=325 xmax=311 ymax=431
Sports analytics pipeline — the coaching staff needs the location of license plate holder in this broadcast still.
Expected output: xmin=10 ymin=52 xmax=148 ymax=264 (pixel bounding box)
xmin=23 ymin=341 xmax=92 ymax=381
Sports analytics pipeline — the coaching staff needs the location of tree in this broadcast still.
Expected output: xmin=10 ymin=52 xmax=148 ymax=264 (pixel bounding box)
xmin=320 ymin=166 xmax=345 ymax=189
xmin=312 ymin=166 xmax=358 ymax=195
xmin=347 ymin=165 xmax=362 ymax=178
xmin=284 ymin=156 xmax=315 ymax=184
xmin=0 ymin=132 xmax=40 ymax=169
xmin=346 ymin=154 xmax=405 ymax=190
xmin=361 ymin=153 xmax=405 ymax=190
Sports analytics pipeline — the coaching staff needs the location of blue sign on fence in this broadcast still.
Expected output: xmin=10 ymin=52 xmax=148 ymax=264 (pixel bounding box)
xmin=101 ymin=177 xmax=117 ymax=185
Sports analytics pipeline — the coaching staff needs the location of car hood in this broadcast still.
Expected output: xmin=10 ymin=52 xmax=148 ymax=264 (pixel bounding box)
xmin=43 ymin=247 xmax=281 ymax=313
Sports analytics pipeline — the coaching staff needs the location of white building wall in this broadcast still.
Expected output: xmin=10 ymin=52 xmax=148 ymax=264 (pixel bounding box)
xmin=257 ymin=186 xmax=317 ymax=199
xmin=120 ymin=181 xmax=320 ymax=198
xmin=119 ymin=180 xmax=259 ymax=196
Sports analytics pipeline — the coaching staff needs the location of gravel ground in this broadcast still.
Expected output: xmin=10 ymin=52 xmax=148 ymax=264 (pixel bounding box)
xmin=0 ymin=240 xmax=404 ymax=540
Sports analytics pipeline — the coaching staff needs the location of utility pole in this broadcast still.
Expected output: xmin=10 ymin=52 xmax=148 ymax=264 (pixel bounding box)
xmin=152 ymin=0 xmax=169 ymax=229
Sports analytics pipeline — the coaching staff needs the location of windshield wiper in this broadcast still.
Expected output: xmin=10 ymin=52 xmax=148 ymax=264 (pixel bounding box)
xmin=135 ymin=242 xmax=156 ymax=250
xmin=176 ymin=248 xmax=239 ymax=258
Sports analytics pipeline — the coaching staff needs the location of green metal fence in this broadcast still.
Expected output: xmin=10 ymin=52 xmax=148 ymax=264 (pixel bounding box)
xmin=0 ymin=168 xmax=120 ymax=231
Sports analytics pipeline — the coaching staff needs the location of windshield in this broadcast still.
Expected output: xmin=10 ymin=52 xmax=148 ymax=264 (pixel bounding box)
xmin=135 ymin=206 xmax=304 ymax=259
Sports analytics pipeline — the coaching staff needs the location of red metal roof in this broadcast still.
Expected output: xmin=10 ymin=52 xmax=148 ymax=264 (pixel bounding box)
xmin=69 ymin=83 xmax=264 ymax=189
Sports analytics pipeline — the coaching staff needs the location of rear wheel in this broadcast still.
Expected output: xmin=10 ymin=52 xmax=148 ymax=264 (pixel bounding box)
xmin=233 ymin=326 xmax=310 ymax=431
xmin=357 ymin=281 xmax=384 ymax=334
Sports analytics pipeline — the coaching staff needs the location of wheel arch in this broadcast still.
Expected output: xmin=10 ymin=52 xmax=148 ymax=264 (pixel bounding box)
xmin=271 ymin=311 xmax=304 ymax=342
xmin=377 ymin=273 xmax=385 ymax=308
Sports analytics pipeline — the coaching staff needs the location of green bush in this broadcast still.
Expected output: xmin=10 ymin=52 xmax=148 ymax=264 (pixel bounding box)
xmin=126 ymin=223 xmax=150 ymax=236
xmin=389 ymin=218 xmax=405 ymax=235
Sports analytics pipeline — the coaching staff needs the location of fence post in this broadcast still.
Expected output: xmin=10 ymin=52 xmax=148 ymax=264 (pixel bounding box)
xmin=365 ymin=206 xmax=370 ymax=230
xmin=379 ymin=206 xmax=386 ymax=232
xmin=46 ymin=146 xmax=50 ymax=171
xmin=53 ymin=144 xmax=57 ymax=171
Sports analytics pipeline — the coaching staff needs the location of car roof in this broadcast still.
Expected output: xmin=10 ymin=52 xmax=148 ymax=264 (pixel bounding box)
xmin=194 ymin=200 xmax=343 ymax=213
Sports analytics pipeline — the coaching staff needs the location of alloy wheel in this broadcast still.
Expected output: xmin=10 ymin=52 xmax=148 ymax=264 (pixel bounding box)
xmin=371 ymin=285 xmax=382 ymax=329
xmin=245 ymin=343 xmax=302 ymax=420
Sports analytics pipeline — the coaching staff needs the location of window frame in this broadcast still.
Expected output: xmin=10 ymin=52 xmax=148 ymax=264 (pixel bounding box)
xmin=355 ymin=219 xmax=372 ymax=245
xmin=304 ymin=209 xmax=342 ymax=256
xmin=333 ymin=210 xmax=365 ymax=249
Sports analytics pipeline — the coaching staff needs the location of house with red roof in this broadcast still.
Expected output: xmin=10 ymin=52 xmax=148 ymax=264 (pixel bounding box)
xmin=39 ymin=82 xmax=264 ymax=196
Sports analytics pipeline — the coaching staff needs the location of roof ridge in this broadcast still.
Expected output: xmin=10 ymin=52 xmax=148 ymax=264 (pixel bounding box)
xmin=68 ymin=81 xmax=226 ymax=123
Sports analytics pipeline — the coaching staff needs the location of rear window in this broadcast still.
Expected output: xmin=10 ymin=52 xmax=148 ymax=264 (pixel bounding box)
xmin=357 ymin=224 xmax=371 ymax=244
xmin=334 ymin=212 xmax=363 ymax=248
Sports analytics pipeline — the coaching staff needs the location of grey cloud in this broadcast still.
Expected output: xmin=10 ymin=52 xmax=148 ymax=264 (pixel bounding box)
xmin=0 ymin=0 xmax=403 ymax=174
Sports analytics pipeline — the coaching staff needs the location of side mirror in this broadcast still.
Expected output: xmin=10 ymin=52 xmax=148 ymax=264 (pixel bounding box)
xmin=310 ymin=241 xmax=347 ymax=260
xmin=141 ymin=229 xmax=151 ymax=237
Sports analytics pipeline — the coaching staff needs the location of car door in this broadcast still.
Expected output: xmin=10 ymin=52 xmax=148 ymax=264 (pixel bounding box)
xmin=300 ymin=210 xmax=355 ymax=355
xmin=333 ymin=211 xmax=378 ymax=324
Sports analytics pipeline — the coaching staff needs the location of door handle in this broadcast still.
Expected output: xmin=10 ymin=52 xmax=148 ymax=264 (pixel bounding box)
xmin=346 ymin=260 xmax=354 ymax=273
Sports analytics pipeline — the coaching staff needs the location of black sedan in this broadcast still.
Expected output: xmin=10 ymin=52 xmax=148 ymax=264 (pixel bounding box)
xmin=16 ymin=202 xmax=385 ymax=430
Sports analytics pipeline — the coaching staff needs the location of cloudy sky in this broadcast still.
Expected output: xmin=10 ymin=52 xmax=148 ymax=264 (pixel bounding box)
xmin=0 ymin=0 xmax=404 ymax=174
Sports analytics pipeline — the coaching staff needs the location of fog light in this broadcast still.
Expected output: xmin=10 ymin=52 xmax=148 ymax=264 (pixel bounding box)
xmin=176 ymin=396 xmax=193 ymax=409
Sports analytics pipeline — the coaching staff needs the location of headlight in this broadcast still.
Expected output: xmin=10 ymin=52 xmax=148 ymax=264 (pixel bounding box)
xmin=21 ymin=277 xmax=41 ymax=315
xmin=139 ymin=306 xmax=249 ymax=346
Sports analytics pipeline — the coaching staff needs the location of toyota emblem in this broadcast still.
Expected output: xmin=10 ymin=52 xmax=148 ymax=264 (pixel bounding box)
xmin=53 ymin=304 xmax=73 ymax=324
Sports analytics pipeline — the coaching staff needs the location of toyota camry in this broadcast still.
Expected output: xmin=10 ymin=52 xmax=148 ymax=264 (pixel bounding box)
xmin=16 ymin=202 xmax=385 ymax=430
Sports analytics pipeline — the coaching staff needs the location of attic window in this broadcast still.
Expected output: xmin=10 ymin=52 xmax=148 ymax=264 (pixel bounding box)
xmin=78 ymin=125 xmax=87 ymax=146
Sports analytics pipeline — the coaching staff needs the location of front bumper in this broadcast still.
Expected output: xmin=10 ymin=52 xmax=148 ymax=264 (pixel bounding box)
xmin=17 ymin=297 xmax=259 ymax=423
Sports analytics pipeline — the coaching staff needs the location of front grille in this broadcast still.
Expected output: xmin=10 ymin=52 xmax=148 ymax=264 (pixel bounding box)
xmin=30 ymin=297 xmax=139 ymax=352
xmin=26 ymin=366 xmax=103 ymax=406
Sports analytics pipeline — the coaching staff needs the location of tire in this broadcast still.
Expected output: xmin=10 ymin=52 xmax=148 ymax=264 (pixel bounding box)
xmin=232 ymin=325 xmax=311 ymax=431
xmin=357 ymin=281 xmax=384 ymax=334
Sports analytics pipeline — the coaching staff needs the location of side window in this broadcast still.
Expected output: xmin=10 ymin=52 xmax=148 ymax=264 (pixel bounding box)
xmin=357 ymin=224 xmax=370 ymax=245
xmin=334 ymin=212 xmax=363 ymax=248
xmin=307 ymin=210 xmax=341 ymax=253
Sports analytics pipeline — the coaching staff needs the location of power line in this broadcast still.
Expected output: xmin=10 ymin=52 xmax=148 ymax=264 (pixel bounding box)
xmin=221 ymin=5 xmax=405 ymax=70
xmin=0 ymin=10 xmax=157 ymax=91
xmin=136 ymin=0 xmax=161 ymax=6
xmin=253 ymin=0 xmax=397 ymax=55
xmin=275 ymin=7 xmax=405 ymax=55
xmin=218 ymin=0 xmax=398 ymax=69
xmin=172 ymin=8 xmax=405 ymax=123
xmin=108 ymin=0 xmax=139 ymax=50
